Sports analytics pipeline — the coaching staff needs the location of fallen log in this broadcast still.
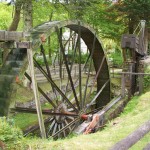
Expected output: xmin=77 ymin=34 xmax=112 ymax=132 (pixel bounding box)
xmin=143 ymin=143 xmax=150 ymax=150
xmin=110 ymin=120 xmax=150 ymax=150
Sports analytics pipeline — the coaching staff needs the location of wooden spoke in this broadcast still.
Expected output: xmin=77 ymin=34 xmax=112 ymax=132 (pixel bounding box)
xmin=86 ymin=80 xmax=110 ymax=110
xmin=40 ymin=45 xmax=58 ymax=102
xmin=57 ymin=124 xmax=61 ymax=138
xmin=64 ymin=33 xmax=78 ymax=96
xmin=33 ymin=58 xmax=78 ymax=113
xmin=56 ymin=27 xmax=80 ymax=110
xmin=52 ymin=117 xmax=80 ymax=138
xmin=82 ymin=33 xmax=96 ymax=108
xmin=52 ymin=123 xmax=58 ymax=136
xmin=24 ymin=72 xmax=56 ymax=108
xmin=78 ymin=23 xmax=82 ymax=108
xmin=64 ymin=119 xmax=72 ymax=131
xmin=47 ymin=119 xmax=55 ymax=135
xmin=85 ymin=56 xmax=106 ymax=101
xmin=62 ymin=123 xmax=66 ymax=137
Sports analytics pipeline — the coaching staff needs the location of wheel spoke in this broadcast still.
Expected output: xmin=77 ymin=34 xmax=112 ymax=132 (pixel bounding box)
xmin=64 ymin=119 xmax=72 ymax=131
xmin=82 ymin=33 xmax=96 ymax=108
xmin=64 ymin=33 xmax=78 ymax=97
xmin=52 ymin=123 xmax=58 ymax=136
xmin=40 ymin=44 xmax=58 ymax=102
xmin=57 ymin=124 xmax=61 ymax=138
xmin=56 ymin=26 xmax=80 ymax=110
xmin=12 ymin=107 xmax=78 ymax=117
xmin=52 ymin=117 xmax=80 ymax=138
xmin=86 ymin=80 xmax=110 ymax=110
xmin=64 ymin=31 xmax=76 ymax=48
xmin=33 ymin=58 xmax=78 ymax=113
xmin=67 ymin=116 xmax=74 ymax=121
xmin=48 ymin=119 xmax=55 ymax=135
xmin=62 ymin=123 xmax=66 ymax=137
xmin=77 ymin=23 xmax=82 ymax=108
xmin=24 ymin=72 xmax=56 ymax=108
xmin=85 ymin=56 xmax=106 ymax=101
xmin=59 ymin=39 xmax=63 ymax=101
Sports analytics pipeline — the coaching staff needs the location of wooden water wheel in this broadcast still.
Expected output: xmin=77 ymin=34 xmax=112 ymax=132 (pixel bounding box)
xmin=0 ymin=21 xmax=110 ymax=139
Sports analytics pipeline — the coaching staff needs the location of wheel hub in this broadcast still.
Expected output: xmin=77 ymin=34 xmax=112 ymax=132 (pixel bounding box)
xmin=54 ymin=102 xmax=68 ymax=123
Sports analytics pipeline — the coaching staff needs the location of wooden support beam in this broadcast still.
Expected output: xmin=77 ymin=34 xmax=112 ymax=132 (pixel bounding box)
xmin=139 ymin=74 xmax=144 ymax=94
xmin=27 ymin=48 xmax=46 ymax=139
xmin=0 ymin=30 xmax=28 ymax=42
xmin=121 ymin=74 xmax=125 ymax=98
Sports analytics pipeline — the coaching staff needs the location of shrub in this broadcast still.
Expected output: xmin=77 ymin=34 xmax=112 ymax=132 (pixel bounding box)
xmin=0 ymin=117 xmax=26 ymax=149
xmin=108 ymin=47 xmax=123 ymax=68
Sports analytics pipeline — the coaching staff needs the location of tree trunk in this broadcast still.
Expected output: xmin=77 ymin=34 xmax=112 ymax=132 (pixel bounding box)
xmin=8 ymin=0 xmax=22 ymax=31
xmin=128 ymin=17 xmax=135 ymax=34
xmin=23 ymin=0 xmax=33 ymax=32
xmin=3 ymin=0 xmax=22 ymax=62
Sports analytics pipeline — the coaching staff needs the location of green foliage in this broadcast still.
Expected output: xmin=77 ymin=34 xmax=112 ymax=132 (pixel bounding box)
xmin=0 ymin=118 xmax=22 ymax=142
xmin=121 ymin=96 xmax=139 ymax=116
xmin=33 ymin=0 xmax=69 ymax=27
xmin=0 ymin=3 xmax=13 ymax=30
xmin=0 ymin=117 xmax=27 ymax=149
xmin=108 ymin=46 xmax=123 ymax=67
xmin=36 ymin=56 xmax=52 ymax=66
xmin=67 ymin=52 xmax=89 ymax=64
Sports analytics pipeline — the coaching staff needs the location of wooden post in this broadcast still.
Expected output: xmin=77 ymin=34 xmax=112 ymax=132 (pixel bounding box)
xmin=139 ymin=74 xmax=144 ymax=94
xmin=121 ymin=73 xmax=125 ymax=98
xmin=27 ymin=48 xmax=46 ymax=139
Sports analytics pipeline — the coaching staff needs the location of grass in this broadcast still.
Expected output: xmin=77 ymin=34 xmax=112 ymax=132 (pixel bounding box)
xmin=22 ymin=89 xmax=150 ymax=150
xmin=13 ymin=113 xmax=38 ymax=130
xmin=10 ymin=83 xmax=33 ymax=103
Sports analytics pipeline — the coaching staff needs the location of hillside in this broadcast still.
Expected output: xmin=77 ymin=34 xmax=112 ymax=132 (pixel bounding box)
xmin=1 ymin=87 xmax=150 ymax=150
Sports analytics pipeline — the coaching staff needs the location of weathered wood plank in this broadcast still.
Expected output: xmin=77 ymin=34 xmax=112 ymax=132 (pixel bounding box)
xmin=0 ymin=30 xmax=27 ymax=42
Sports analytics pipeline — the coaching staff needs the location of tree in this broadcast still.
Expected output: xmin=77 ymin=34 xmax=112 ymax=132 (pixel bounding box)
xmin=8 ymin=0 xmax=22 ymax=31
xmin=23 ymin=0 xmax=33 ymax=32
xmin=113 ymin=0 xmax=150 ymax=33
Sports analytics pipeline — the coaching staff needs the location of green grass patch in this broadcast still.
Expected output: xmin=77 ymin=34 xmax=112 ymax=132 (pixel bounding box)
xmin=13 ymin=113 xmax=38 ymax=130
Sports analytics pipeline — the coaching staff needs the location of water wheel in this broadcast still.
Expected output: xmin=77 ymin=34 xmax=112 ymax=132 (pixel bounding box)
xmin=0 ymin=21 xmax=110 ymax=139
